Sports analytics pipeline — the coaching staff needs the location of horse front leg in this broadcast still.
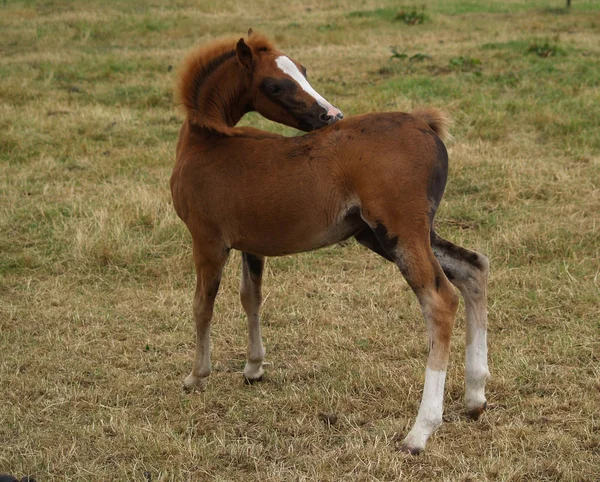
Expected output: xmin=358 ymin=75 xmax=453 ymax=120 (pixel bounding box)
xmin=240 ymin=252 xmax=266 ymax=382
xmin=183 ymin=240 xmax=229 ymax=391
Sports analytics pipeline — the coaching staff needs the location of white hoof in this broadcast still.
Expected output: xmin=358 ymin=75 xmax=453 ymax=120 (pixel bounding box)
xmin=466 ymin=368 xmax=490 ymax=419
xmin=243 ymin=361 xmax=264 ymax=383
xmin=401 ymin=414 xmax=442 ymax=455
xmin=183 ymin=373 xmax=207 ymax=391
xmin=400 ymin=431 xmax=427 ymax=455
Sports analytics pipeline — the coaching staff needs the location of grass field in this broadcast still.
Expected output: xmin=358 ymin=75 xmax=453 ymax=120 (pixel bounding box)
xmin=1 ymin=0 xmax=599 ymax=480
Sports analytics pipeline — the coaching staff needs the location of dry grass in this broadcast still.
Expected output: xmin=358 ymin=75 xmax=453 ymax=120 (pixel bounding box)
xmin=1 ymin=0 xmax=599 ymax=480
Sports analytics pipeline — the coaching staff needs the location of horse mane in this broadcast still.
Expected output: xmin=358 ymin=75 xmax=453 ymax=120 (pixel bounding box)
xmin=177 ymin=33 xmax=276 ymax=124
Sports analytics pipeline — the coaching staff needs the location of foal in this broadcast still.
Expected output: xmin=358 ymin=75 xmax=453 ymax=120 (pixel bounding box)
xmin=171 ymin=32 xmax=490 ymax=454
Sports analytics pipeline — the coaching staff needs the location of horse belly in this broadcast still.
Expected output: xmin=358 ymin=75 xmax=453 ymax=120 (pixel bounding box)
xmin=229 ymin=202 xmax=362 ymax=257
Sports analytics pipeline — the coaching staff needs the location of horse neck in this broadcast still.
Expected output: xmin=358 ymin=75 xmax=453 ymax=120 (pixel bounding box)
xmin=195 ymin=60 xmax=250 ymax=132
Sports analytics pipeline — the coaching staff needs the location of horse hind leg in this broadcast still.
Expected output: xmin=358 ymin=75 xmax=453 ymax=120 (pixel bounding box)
xmin=359 ymin=223 xmax=491 ymax=420
xmin=240 ymin=252 xmax=266 ymax=382
xmin=368 ymin=220 xmax=459 ymax=454
xmin=431 ymin=232 xmax=490 ymax=419
xmin=184 ymin=239 xmax=229 ymax=391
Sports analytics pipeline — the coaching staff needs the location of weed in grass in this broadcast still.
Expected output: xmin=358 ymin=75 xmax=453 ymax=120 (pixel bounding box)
xmin=528 ymin=37 xmax=564 ymax=57
xmin=317 ymin=23 xmax=339 ymax=32
xmin=390 ymin=48 xmax=431 ymax=63
xmin=395 ymin=5 xmax=428 ymax=25
xmin=348 ymin=5 xmax=428 ymax=25
xmin=409 ymin=52 xmax=432 ymax=62
xmin=384 ymin=48 xmax=432 ymax=75
xmin=390 ymin=47 xmax=409 ymax=60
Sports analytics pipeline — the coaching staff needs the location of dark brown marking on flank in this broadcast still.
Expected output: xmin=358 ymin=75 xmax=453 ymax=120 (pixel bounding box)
xmin=431 ymin=231 xmax=483 ymax=270
xmin=373 ymin=222 xmax=398 ymax=255
xmin=442 ymin=266 xmax=455 ymax=281
xmin=355 ymin=228 xmax=394 ymax=262
xmin=427 ymin=135 xmax=448 ymax=225
xmin=243 ymin=252 xmax=263 ymax=278
xmin=373 ymin=223 xmax=410 ymax=274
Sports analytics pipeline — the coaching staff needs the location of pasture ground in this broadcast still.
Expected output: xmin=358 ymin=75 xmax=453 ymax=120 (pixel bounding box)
xmin=1 ymin=0 xmax=599 ymax=480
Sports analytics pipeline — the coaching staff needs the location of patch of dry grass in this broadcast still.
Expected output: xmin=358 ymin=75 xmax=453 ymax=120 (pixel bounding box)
xmin=1 ymin=0 xmax=599 ymax=480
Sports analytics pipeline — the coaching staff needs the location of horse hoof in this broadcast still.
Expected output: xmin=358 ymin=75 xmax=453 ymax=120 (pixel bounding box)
xmin=243 ymin=363 xmax=264 ymax=384
xmin=399 ymin=444 xmax=422 ymax=456
xmin=467 ymin=401 xmax=487 ymax=421
xmin=243 ymin=373 xmax=264 ymax=385
xmin=183 ymin=374 xmax=206 ymax=392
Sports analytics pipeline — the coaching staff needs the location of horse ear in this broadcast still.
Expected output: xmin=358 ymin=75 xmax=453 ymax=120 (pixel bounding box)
xmin=236 ymin=38 xmax=254 ymax=71
xmin=248 ymin=28 xmax=254 ymax=37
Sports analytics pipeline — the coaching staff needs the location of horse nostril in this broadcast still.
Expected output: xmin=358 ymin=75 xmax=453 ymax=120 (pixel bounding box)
xmin=319 ymin=113 xmax=333 ymax=123
xmin=336 ymin=112 xmax=344 ymax=120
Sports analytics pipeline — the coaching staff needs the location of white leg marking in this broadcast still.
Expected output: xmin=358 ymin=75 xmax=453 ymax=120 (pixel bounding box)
xmin=240 ymin=270 xmax=266 ymax=381
xmin=462 ymin=257 xmax=490 ymax=412
xmin=465 ymin=325 xmax=490 ymax=411
xmin=275 ymin=56 xmax=341 ymax=116
xmin=243 ymin=324 xmax=265 ymax=381
xmin=403 ymin=368 xmax=446 ymax=452
xmin=243 ymin=309 xmax=265 ymax=380
xmin=184 ymin=325 xmax=211 ymax=390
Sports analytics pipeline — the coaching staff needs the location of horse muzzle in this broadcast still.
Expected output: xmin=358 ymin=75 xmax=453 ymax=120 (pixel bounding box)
xmin=301 ymin=103 xmax=344 ymax=131
xmin=320 ymin=109 xmax=344 ymax=125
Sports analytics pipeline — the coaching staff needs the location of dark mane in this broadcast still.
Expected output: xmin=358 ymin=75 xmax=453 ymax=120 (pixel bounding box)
xmin=189 ymin=49 xmax=236 ymax=110
xmin=177 ymin=34 xmax=275 ymax=124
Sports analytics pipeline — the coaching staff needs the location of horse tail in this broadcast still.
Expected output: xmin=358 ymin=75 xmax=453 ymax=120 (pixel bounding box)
xmin=411 ymin=108 xmax=452 ymax=141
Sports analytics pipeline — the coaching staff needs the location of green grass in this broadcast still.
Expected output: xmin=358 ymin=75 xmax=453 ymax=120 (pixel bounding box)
xmin=1 ymin=0 xmax=600 ymax=480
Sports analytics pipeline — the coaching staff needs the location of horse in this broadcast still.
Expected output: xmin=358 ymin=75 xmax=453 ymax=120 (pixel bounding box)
xmin=170 ymin=31 xmax=490 ymax=454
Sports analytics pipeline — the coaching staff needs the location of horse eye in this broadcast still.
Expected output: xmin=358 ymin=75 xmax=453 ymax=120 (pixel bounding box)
xmin=266 ymin=84 xmax=283 ymax=95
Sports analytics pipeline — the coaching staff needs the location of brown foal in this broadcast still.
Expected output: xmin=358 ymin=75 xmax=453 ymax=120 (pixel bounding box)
xmin=170 ymin=32 xmax=490 ymax=454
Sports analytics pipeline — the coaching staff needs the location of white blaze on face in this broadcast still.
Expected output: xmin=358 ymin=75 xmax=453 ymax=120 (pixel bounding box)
xmin=275 ymin=56 xmax=342 ymax=118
